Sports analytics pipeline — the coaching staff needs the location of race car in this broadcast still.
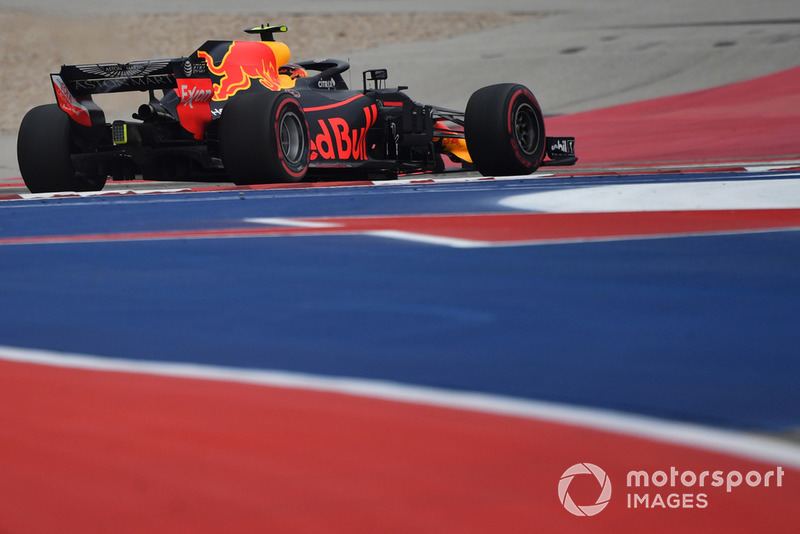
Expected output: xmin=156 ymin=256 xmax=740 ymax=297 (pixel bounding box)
xmin=17 ymin=24 xmax=576 ymax=193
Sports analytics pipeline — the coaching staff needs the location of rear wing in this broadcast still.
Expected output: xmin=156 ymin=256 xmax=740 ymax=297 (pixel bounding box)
xmin=51 ymin=57 xmax=204 ymax=127
xmin=58 ymin=59 xmax=182 ymax=96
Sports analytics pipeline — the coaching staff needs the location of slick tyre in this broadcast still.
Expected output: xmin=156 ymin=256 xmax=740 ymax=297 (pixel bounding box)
xmin=219 ymin=92 xmax=309 ymax=184
xmin=17 ymin=104 xmax=106 ymax=193
xmin=465 ymin=84 xmax=546 ymax=176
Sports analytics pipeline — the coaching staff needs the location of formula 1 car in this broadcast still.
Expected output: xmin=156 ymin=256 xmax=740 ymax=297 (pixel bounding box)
xmin=17 ymin=24 xmax=576 ymax=193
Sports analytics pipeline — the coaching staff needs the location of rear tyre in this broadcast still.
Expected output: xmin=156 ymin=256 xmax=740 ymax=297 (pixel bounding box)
xmin=219 ymin=92 xmax=310 ymax=185
xmin=464 ymin=83 xmax=546 ymax=176
xmin=17 ymin=104 xmax=106 ymax=193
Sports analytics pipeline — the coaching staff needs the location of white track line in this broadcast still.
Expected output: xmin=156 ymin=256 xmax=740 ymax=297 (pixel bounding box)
xmin=244 ymin=217 xmax=342 ymax=228
xmin=1 ymin=344 xmax=798 ymax=468
xmin=500 ymin=177 xmax=800 ymax=213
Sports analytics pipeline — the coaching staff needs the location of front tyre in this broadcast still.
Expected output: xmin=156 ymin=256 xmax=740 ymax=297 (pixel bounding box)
xmin=219 ymin=92 xmax=310 ymax=185
xmin=464 ymin=84 xmax=546 ymax=176
xmin=17 ymin=104 xmax=106 ymax=193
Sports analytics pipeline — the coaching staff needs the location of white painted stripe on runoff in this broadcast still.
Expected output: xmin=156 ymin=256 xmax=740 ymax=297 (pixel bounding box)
xmin=371 ymin=174 xmax=555 ymax=186
xmin=245 ymin=220 xmax=495 ymax=247
xmin=244 ymin=217 xmax=342 ymax=228
xmin=1 ymin=344 xmax=799 ymax=468
xmin=499 ymin=178 xmax=800 ymax=213
xmin=744 ymin=165 xmax=800 ymax=173
xmin=364 ymin=230 xmax=490 ymax=248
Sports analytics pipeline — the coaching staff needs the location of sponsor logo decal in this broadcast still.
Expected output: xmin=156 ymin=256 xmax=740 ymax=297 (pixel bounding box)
xmin=179 ymin=83 xmax=213 ymax=109
xmin=182 ymin=59 xmax=208 ymax=78
xmin=196 ymin=41 xmax=286 ymax=101
xmin=549 ymin=138 xmax=575 ymax=155
xmin=77 ymin=60 xmax=170 ymax=79
xmin=51 ymin=75 xmax=93 ymax=127
xmin=309 ymin=104 xmax=378 ymax=161
xmin=174 ymin=78 xmax=214 ymax=139
xmin=71 ymin=74 xmax=174 ymax=93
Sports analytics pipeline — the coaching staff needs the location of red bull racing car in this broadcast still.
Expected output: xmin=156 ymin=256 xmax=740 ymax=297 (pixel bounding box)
xmin=17 ymin=24 xmax=576 ymax=193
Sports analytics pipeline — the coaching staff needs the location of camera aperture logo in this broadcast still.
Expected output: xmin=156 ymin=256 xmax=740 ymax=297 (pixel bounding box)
xmin=558 ymin=463 xmax=612 ymax=516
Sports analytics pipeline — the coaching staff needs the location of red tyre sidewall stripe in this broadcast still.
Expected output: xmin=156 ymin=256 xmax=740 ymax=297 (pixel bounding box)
xmin=273 ymin=96 xmax=309 ymax=180
xmin=507 ymin=87 xmax=543 ymax=170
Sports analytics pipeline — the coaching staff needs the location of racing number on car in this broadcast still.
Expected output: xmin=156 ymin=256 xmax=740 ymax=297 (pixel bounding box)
xmin=309 ymin=104 xmax=378 ymax=161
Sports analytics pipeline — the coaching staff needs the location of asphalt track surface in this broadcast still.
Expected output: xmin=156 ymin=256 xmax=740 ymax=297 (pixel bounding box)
xmin=2 ymin=2 xmax=800 ymax=533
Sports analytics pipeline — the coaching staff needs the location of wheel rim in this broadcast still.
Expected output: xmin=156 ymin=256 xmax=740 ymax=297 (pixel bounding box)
xmin=513 ymin=103 xmax=539 ymax=156
xmin=279 ymin=110 xmax=305 ymax=166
